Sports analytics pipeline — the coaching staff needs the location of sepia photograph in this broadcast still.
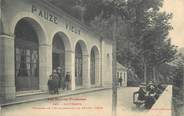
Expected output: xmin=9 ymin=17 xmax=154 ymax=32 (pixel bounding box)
xmin=0 ymin=0 xmax=184 ymax=116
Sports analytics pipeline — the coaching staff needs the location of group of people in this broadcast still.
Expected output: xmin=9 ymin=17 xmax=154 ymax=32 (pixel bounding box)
xmin=47 ymin=67 xmax=71 ymax=94
xmin=136 ymin=82 xmax=164 ymax=109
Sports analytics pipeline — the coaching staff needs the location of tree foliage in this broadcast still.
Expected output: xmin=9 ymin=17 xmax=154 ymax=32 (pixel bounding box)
xmin=49 ymin=0 xmax=177 ymax=83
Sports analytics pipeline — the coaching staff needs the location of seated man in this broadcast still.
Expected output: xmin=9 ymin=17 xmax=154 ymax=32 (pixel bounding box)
xmin=133 ymin=83 xmax=146 ymax=107
xmin=138 ymin=83 xmax=146 ymax=101
xmin=145 ymin=84 xmax=157 ymax=109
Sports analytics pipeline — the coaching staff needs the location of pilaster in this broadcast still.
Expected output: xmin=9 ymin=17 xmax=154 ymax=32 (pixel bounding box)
xmin=65 ymin=50 xmax=75 ymax=90
xmin=39 ymin=44 xmax=51 ymax=91
xmin=0 ymin=34 xmax=16 ymax=101
xmin=83 ymin=54 xmax=90 ymax=88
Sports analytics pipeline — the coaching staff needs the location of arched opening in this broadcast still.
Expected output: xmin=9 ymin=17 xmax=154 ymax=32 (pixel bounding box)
xmin=15 ymin=19 xmax=39 ymax=91
xmin=90 ymin=49 xmax=95 ymax=85
xmin=52 ymin=33 xmax=65 ymax=89
xmin=90 ymin=46 xmax=100 ymax=86
xmin=52 ymin=34 xmax=65 ymax=71
xmin=75 ymin=43 xmax=83 ymax=87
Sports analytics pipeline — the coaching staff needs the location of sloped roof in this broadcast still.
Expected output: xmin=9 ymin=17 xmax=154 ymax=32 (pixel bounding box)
xmin=117 ymin=62 xmax=126 ymax=71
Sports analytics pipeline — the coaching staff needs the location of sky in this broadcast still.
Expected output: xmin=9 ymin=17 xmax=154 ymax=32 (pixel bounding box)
xmin=162 ymin=0 xmax=184 ymax=48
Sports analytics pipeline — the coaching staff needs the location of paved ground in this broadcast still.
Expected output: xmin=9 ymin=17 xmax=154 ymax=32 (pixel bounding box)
xmin=0 ymin=87 xmax=148 ymax=116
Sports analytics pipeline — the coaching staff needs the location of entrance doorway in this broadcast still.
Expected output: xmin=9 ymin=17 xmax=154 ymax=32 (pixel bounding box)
xmin=90 ymin=46 xmax=100 ymax=86
xmin=75 ymin=43 xmax=83 ymax=87
xmin=52 ymin=53 xmax=62 ymax=70
xmin=90 ymin=49 xmax=96 ymax=85
xmin=52 ymin=34 xmax=65 ymax=88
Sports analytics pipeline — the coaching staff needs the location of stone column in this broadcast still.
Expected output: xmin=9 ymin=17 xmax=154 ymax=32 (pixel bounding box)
xmin=0 ymin=34 xmax=16 ymax=101
xmin=83 ymin=54 xmax=90 ymax=88
xmin=39 ymin=44 xmax=52 ymax=91
xmin=65 ymin=50 xmax=75 ymax=90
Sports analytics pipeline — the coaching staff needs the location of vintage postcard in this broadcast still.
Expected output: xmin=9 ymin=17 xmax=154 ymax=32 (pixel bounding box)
xmin=0 ymin=0 xmax=183 ymax=116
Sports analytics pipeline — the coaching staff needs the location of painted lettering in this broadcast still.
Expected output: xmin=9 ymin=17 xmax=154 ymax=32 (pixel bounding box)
xmin=49 ymin=14 xmax=53 ymax=22
xmin=38 ymin=11 xmax=43 ymax=17
xmin=43 ymin=11 xmax=48 ymax=20
xmin=65 ymin=24 xmax=81 ymax=35
xmin=32 ymin=5 xmax=37 ymax=13
xmin=31 ymin=5 xmax=81 ymax=34
xmin=31 ymin=5 xmax=58 ymax=25
xmin=53 ymin=16 xmax=57 ymax=24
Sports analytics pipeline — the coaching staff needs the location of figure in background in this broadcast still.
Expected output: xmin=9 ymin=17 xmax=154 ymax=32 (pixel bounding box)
xmin=48 ymin=75 xmax=54 ymax=94
xmin=118 ymin=76 xmax=123 ymax=87
xmin=145 ymin=82 xmax=157 ymax=109
xmin=65 ymin=72 xmax=71 ymax=90
xmin=137 ymin=83 xmax=146 ymax=101
xmin=52 ymin=69 xmax=59 ymax=94
xmin=56 ymin=66 xmax=64 ymax=89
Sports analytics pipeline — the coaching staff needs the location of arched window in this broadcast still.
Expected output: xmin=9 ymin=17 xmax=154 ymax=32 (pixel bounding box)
xmin=52 ymin=34 xmax=65 ymax=71
xmin=52 ymin=34 xmax=65 ymax=89
xmin=90 ymin=49 xmax=95 ymax=85
xmin=75 ymin=43 xmax=83 ymax=86
xmin=15 ymin=19 xmax=39 ymax=91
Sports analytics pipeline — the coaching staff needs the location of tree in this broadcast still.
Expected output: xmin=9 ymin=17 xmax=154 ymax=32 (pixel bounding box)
xmin=79 ymin=0 xmax=177 ymax=85
xmin=116 ymin=0 xmax=177 ymax=84
xmin=136 ymin=9 xmax=177 ymax=83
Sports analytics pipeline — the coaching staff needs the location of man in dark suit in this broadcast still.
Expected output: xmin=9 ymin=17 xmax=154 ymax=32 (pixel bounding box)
xmin=65 ymin=72 xmax=71 ymax=90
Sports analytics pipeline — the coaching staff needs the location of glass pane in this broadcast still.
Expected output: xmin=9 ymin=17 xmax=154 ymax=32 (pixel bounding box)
xmin=27 ymin=69 xmax=31 ymax=76
xmin=26 ymin=49 xmax=30 ymax=56
xmin=15 ymin=19 xmax=39 ymax=91
xmin=26 ymin=56 xmax=31 ymax=63
xmin=26 ymin=63 xmax=30 ymax=69
xmin=31 ymin=51 xmax=38 ymax=63
xmin=16 ymin=55 xmax=20 ymax=62
xmin=31 ymin=64 xmax=37 ymax=76
xmin=16 ymin=48 xmax=20 ymax=54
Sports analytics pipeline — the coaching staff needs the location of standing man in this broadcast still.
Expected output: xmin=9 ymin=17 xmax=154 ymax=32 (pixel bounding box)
xmin=65 ymin=72 xmax=71 ymax=90
xmin=56 ymin=67 xmax=63 ymax=89
xmin=52 ymin=69 xmax=59 ymax=94
xmin=47 ymin=75 xmax=54 ymax=94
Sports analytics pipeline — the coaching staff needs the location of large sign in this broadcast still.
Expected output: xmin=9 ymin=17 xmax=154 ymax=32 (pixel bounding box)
xmin=31 ymin=5 xmax=81 ymax=35
xmin=32 ymin=5 xmax=58 ymax=24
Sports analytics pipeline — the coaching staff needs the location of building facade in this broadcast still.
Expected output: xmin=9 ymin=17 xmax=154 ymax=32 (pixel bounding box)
xmin=0 ymin=0 xmax=113 ymax=101
xmin=117 ymin=62 xmax=127 ymax=87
